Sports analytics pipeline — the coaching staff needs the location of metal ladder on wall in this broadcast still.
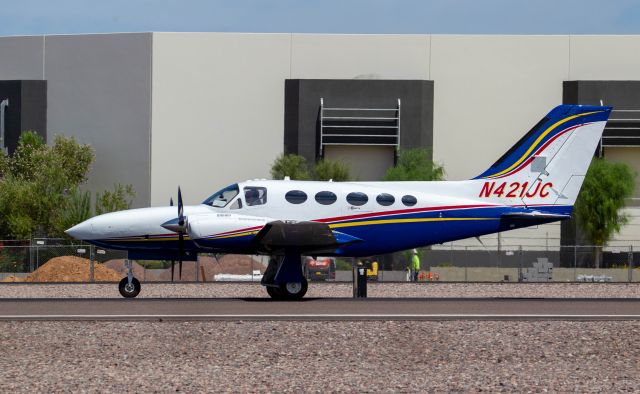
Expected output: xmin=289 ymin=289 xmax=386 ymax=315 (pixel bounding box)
xmin=319 ymin=98 xmax=401 ymax=157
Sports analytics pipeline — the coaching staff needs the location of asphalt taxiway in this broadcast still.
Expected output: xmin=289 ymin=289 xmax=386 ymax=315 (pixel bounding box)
xmin=0 ymin=297 xmax=639 ymax=321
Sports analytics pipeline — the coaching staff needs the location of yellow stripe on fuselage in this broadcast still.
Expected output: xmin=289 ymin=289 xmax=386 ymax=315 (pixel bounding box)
xmin=209 ymin=230 xmax=260 ymax=240
xmin=106 ymin=235 xmax=189 ymax=242
xmin=486 ymin=111 xmax=601 ymax=179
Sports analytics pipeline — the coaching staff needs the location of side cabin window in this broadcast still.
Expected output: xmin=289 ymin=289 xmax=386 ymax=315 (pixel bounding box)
xmin=315 ymin=191 xmax=337 ymax=205
xmin=202 ymin=184 xmax=239 ymax=208
xmin=285 ymin=190 xmax=307 ymax=204
xmin=376 ymin=193 xmax=395 ymax=206
xmin=346 ymin=192 xmax=368 ymax=206
xmin=244 ymin=186 xmax=267 ymax=206
xmin=402 ymin=195 xmax=417 ymax=207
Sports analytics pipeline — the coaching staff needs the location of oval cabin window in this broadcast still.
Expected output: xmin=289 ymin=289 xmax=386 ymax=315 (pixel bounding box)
xmin=285 ymin=190 xmax=307 ymax=204
xmin=401 ymin=195 xmax=417 ymax=206
xmin=315 ymin=191 xmax=337 ymax=205
xmin=376 ymin=193 xmax=395 ymax=206
xmin=346 ymin=192 xmax=368 ymax=206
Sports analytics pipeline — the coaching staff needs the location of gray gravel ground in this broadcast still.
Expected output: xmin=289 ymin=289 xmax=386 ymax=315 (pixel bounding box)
xmin=1 ymin=283 xmax=639 ymax=392
xmin=0 ymin=320 xmax=638 ymax=392
xmin=1 ymin=281 xmax=640 ymax=298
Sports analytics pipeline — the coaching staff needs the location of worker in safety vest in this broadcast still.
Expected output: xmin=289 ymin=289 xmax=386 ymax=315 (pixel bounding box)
xmin=411 ymin=249 xmax=420 ymax=282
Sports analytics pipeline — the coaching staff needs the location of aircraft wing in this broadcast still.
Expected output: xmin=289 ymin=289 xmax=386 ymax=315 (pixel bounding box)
xmin=253 ymin=220 xmax=362 ymax=253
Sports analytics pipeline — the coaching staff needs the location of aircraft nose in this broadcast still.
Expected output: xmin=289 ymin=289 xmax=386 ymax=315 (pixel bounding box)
xmin=65 ymin=220 xmax=93 ymax=240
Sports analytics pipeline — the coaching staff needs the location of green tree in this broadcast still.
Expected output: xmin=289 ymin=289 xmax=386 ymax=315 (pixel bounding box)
xmin=574 ymin=158 xmax=636 ymax=267
xmin=384 ymin=148 xmax=445 ymax=181
xmin=270 ymin=154 xmax=352 ymax=181
xmin=0 ymin=132 xmax=94 ymax=238
xmin=95 ymin=184 xmax=136 ymax=215
xmin=270 ymin=154 xmax=311 ymax=180
xmin=0 ymin=150 xmax=9 ymax=178
xmin=313 ymin=159 xmax=351 ymax=181
xmin=0 ymin=131 xmax=136 ymax=239
xmin=56 ymin=189 xmax=93 ymax=234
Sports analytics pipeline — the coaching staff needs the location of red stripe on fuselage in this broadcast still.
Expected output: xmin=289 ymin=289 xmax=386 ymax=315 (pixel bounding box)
xmin=314 ymin=203 xmax=499 ymax=224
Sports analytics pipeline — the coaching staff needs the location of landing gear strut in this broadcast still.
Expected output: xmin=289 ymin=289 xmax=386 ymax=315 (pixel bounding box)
xmin=118 ymin=259 xmax=141 ymax=298
xmin=262 ymin=254 xmax=308 ymax=300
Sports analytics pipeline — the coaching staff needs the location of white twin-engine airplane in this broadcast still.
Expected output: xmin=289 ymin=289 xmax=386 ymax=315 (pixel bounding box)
xmin=66 ymin=104 xmax=612 ymax=299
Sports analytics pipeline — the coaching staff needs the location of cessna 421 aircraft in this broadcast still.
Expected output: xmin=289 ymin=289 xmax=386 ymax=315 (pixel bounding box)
xmin=66 ymin=104 xmax=612 ymax=299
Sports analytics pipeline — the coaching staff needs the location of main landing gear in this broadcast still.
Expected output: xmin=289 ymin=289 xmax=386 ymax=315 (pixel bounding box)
xmin=261 ymin=253 xmax=308 ymax=300
xmin=118 ymin=259 xmax=141 ymax=298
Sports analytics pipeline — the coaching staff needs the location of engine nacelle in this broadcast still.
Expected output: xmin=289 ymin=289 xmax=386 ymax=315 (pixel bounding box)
xmin=186 ymin=213 xmax=269 ymax=248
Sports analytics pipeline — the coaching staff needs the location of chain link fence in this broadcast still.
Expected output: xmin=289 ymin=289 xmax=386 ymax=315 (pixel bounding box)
xmin=420 ymin=244 xmax=637 ymax=282
xmin=0 ymin=239 xmax=638 ymax=283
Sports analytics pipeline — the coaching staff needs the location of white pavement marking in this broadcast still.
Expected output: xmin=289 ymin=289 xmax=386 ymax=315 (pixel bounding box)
xmin=1 ymin=314 xmax=640 ymax=320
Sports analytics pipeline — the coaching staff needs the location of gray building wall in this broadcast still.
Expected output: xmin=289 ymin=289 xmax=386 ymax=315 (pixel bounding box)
xmin=44 ymin=33 xmax=152 ymax=207
xmin=0 ymin=33 xmax=153 ymax=207
xmin=150 ymin=33 xmax=291 ymax=205
xmin=0 ymin=36 xmax=45 ymax=80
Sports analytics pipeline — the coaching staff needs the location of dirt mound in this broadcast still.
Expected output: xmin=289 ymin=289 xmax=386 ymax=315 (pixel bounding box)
xmin=1 ymin=255 xmax=268 ymax=282
xmin=1 ymin=275 xmax=23 ymax=282
xmin=23 ymin=256 xmax=122 ymax=282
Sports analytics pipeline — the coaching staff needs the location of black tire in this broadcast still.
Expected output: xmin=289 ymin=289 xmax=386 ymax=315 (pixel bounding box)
xmin=118 ymin=277 xmax=141 ymax=298
xmin=278 ymin=278 xmax=308 ymax=300
xmin=266 ymin=286 xmax=284 ymax=300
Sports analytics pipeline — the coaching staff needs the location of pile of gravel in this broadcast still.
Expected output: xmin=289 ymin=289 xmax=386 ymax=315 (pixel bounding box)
xmin=0 ymin=320 xmax=637 ymax=392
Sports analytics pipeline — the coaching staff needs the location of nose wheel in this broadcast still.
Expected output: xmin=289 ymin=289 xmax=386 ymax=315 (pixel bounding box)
xmin=119 ymin=277 xmax=141 ymax=298
xmin=118 ymin=259 xmax=141 ymax=298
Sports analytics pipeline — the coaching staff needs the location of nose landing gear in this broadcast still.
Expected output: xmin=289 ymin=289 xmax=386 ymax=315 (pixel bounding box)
xmin=118 ymin=259 xmax=141 ymax=298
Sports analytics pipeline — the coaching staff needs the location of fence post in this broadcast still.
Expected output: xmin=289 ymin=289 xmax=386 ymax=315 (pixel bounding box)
xmin=464 ymin=246 xmax=468 ymax=282
xmin=196 ymin=257 xmax=200 ymax=282
xmin=518 ymin=245 xmax=523 ymax=282
xmin=29 ymin=240 xmax=34 ymax=273
xmin=629 ymin=245 xmax=634 ymax=283
xmin=573 ymin=245 xmax=577 ymax=282
xmin=89 ymin=246 xmax=95 ymax=283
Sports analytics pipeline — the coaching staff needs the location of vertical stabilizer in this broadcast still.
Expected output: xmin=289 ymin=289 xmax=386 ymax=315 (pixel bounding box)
xmin=474 ymin=105 xmax=612 ymax=209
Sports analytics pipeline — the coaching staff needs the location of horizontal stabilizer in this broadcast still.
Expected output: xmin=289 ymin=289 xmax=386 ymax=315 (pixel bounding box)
xmin=501 ymin=211 xmax=570 ymax=220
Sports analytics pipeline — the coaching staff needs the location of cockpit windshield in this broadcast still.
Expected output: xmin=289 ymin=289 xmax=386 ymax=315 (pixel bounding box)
xmin=202 ymin=184 xmax=240 ymax=208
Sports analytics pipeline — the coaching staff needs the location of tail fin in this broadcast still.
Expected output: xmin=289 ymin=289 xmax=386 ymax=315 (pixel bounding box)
xmin=474 ymin=105 xmax=612 ymax=208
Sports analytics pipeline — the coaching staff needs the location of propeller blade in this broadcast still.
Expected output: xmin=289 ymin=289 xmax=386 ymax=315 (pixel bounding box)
xmin=179 ymin=231 xmax=184 ymax=280
xmin=170 ymin=197 xmax=174 ymax=207
xmin=178 ymin=187 xmax=184 ymax=226
xmin=171 ymin=260 xmax=175 ymax=282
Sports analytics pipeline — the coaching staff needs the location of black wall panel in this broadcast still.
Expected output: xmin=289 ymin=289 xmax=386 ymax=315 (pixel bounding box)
xmin=0 ymin=80 xmax=47 ymax=154
xmin=284 ymin=79 xmax=434 ymax=163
